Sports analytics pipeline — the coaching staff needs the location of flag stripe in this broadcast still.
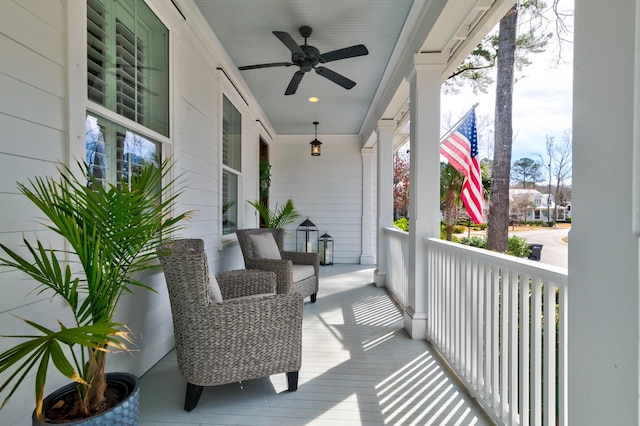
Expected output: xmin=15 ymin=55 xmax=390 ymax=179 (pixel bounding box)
xmin=440 ymin=107 xmax=483 ymax=224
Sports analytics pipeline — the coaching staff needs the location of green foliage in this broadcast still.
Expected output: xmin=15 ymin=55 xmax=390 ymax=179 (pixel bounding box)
xmin=0 ymin=160 xmax=189 ymax=420
xmin=248 ymin=198 xmax=301 ymax=229
xmin=453 ymin=225 xmax=466 ymax=234
xmin=394 ymin=217 xmax=409 ymax=232
xmin=512 ymin=157 xmax=543 ymax=188
xmin=259 ymin=160 xmax=271 ymax=199
xmin=458 ymin=234 xmax=531 ymax=259
xmin=507 ymin=235 xmax=531 ymax=258
xmin=471 ymin=223 xmax=488 ymax=231
xmin=460 ymin=235 xmax=488 ymax=249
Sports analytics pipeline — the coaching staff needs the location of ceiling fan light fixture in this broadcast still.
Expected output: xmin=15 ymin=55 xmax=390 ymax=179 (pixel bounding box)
xmin=310 ymin=121 xmax=322 ymax=156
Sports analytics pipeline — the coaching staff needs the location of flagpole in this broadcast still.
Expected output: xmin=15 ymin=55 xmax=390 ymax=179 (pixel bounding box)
xmin=439 ymin=102 xmax=479 ymax=144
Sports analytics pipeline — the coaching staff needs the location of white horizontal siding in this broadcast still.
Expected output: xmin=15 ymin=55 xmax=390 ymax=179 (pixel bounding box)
xmin=0 ymin=0 xmax=374 ymax=423
xmin=271 ymin=135 xmax=363 ymax=263
xmin=0 ymin=2 xmax=73 ymax=423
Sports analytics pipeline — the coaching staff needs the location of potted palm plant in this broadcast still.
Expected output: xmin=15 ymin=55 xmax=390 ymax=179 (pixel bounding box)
xmin=0 ymin=159 xmax=189 ymax=424
xmin=247 ymin=198 xmax=301 ymax=229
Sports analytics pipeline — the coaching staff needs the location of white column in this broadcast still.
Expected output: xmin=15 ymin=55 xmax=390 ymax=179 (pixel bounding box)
xmin=404 ymin=53 xmax=444 ymax=339
xmin=374 ymin=119 xmax=396 ymax=285
xmin=360 ymin=147 xmax=376 ymax=265
xmin=569 ymin=1 xmax=639 ymax=424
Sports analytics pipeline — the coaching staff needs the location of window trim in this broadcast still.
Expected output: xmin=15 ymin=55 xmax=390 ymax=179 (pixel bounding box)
xmin=87 ymin=101 xmax=171 ymax=146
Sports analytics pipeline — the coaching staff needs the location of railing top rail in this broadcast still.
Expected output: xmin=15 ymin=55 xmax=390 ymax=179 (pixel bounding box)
xmin=383 ymin=226 xmax=409 ymax=237
xmin=424 ymin=237 xmax=568 ymax=286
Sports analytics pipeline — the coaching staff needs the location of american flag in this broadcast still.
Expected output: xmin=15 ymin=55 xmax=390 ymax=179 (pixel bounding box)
xmin=439 ymin=106 xmax=483 ymax=224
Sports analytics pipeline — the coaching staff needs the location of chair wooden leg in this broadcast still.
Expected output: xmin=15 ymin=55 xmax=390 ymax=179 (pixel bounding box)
xmin=286 ymin=371 xmax=299 ymax=392
xmin=310 ymin=293 xmax=317 ymax=303
xmin=184 ymin=382 xmax=204 ymax=411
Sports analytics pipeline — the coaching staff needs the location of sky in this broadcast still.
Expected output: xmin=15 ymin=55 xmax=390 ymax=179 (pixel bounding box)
xmin=440 ymin=0 xmax=574 ymax=163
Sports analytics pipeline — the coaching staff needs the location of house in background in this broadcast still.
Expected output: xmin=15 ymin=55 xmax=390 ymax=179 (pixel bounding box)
xmin=1 ymin=1 xmax=640 ymax=425
xmin=509 ymin=188 xmax=568 ymax=222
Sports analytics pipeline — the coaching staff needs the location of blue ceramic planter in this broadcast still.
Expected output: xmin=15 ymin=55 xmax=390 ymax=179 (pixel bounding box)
xmin=32 ymin=372 xmax=139 ymax=425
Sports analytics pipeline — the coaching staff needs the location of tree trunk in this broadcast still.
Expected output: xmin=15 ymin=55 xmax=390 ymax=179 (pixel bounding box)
xmin=444 ymin=183 xmax=457 ymax=240
xmin=80 ymin=349 xmax=107 ymax=416
xmin=487 ymin=4 xmax=518 ymax=252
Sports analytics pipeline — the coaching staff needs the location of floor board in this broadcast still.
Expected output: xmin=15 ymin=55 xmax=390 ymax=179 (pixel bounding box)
xmin=139 ymin=264 xmax=494 ymax=425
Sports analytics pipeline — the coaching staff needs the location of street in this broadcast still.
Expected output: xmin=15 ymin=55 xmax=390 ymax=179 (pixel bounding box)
xmin=509 ymin=227 xmax=569 ymax=269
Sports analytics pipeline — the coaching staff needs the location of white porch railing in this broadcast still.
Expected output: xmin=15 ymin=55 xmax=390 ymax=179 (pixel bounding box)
xmin=382 ymin=226 xmax=409 ymax=306
xmin=379 ymin=227 xmax=568 ymax=425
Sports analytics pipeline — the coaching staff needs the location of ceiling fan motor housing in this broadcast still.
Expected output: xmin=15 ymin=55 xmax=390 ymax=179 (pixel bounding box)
xmin=294 ymin=45 xmax=320 ymax=72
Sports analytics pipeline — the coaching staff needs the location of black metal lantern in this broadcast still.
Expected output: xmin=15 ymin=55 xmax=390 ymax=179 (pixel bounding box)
xmin=310 ymin=121 xmax=322 ymax=156
xmin=297 ymin=218 xmax=318 ymax=253
xmin=318 ymin=232 xmax=334 ymax=265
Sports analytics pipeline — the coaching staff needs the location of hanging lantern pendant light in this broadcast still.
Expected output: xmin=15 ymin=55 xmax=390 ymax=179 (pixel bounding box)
xmin=310 ymin=121 xmax=322 ymax=156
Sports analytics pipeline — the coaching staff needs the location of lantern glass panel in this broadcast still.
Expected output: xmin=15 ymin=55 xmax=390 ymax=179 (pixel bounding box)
xmin=318 ymin=233 xmax=334 ymax=265
xmin=297 ymin=218 xmax=318 ymax=253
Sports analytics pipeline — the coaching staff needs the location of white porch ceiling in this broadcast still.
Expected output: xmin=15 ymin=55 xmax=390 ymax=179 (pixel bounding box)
xmin=190 ymin=0 xmax=510 ymax=138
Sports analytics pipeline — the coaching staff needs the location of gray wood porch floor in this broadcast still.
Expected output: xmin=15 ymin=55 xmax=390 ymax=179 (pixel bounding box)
xmin=138 ymin=264 xmax=493 ymax=425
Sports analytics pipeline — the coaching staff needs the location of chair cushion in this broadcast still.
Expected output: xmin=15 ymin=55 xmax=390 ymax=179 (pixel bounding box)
xmin=292 ymin=264 xmax=315 ymax=282
xmin=207 ymin=272 xmax=223 ymax=304
xmin=249 ymin=232 xmax=282 ymax=260
xmin=225 ymin=293 xmax=274 ymax=302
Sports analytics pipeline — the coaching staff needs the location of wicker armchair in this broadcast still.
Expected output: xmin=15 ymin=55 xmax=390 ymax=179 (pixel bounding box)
xmin=236 ymin=228 xmax=319 ymax=303
xmin=157 ymin=239 xmax=303 ymax=411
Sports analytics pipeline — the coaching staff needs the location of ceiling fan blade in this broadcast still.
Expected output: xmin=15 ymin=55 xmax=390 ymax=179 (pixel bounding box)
xmin=273 ymin=31 xmax=305 ymax=59
xmin=285 ymin=71 xmax=305 ymax=95
xmin=238 ymin=62 xmax=294 ymax=70
xmin=315 ymin=66 xmax=356 ymax=90
xmin=319 ymin=44 xmax=369 ymax=63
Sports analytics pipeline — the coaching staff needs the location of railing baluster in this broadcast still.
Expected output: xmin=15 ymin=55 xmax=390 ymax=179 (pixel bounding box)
xmin=531 ymin=277 xmax=543 ymax=425
xmin=558 ymin=284 xmax=568 ymax=426
xmin=543 ymin=280 xmax=556 ymax=426
xmin=509 ymin=269 xmax=519 ymax=425
xmin=491 ymin=264 xmax=500 ymax=410
xmin=520 ymin=273 xmax=531 ymax=426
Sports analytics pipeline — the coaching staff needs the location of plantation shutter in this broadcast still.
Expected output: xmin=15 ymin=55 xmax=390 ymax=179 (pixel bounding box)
xmin=222 ymin=96 xmax=242 ymax=171
xmin=86 ymin=0 xmax=169 ymax=137
xmin=87 ymin=0 xmax=107 ymax=106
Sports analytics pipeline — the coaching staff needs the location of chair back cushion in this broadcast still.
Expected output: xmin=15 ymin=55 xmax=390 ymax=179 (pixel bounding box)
xmin=249 ymin=232 xmax=282 ymax=259
xmin=207 ymin=272 xmax=224 ymax=304
xmin=236 ymin=228 xmax=285 ymax=260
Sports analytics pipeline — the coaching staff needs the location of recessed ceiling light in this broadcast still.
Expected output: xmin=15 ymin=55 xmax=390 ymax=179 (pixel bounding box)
xmin=308 ymin=97 xmax=319 ymax=103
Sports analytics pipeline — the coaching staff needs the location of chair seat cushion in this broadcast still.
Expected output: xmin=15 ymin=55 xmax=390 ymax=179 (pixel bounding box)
xmin=249 ymin=232 xmax=282 ymax=260
xmin=292 ymin=264 xmax=315 ymax=282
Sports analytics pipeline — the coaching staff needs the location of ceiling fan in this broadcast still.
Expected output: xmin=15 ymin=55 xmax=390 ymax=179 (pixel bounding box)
xmin=238 ymin=26 xmax=369 ymax=95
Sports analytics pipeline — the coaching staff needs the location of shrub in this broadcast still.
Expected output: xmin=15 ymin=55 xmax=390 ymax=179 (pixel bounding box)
xmin=459 ymin=235 xmax=488 ymax=248
xmin=507 ymin=235 xmax=531 ymax=258
xmin=452 ymin=225 xmax=466 ymax=234
xmin=458 ymin=235 xmax=531 ymax=259
xmin=394 ymin=217 xmax=409 ymax=231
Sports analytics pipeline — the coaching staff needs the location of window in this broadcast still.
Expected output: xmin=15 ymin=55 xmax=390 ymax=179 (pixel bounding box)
xmin=86 ymin=0 xmax=168 ymax=185
xmin=85 ymin=114 xmax=160 ymax=189
xmin=222 ymin=95 xmax=242 ymax=235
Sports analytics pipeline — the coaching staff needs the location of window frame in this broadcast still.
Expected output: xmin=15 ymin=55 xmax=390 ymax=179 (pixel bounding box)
xmin=220 ymin=88 xmax=245 ymax=242
xmin=85 ymin=0 xmax=171 ymax=187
